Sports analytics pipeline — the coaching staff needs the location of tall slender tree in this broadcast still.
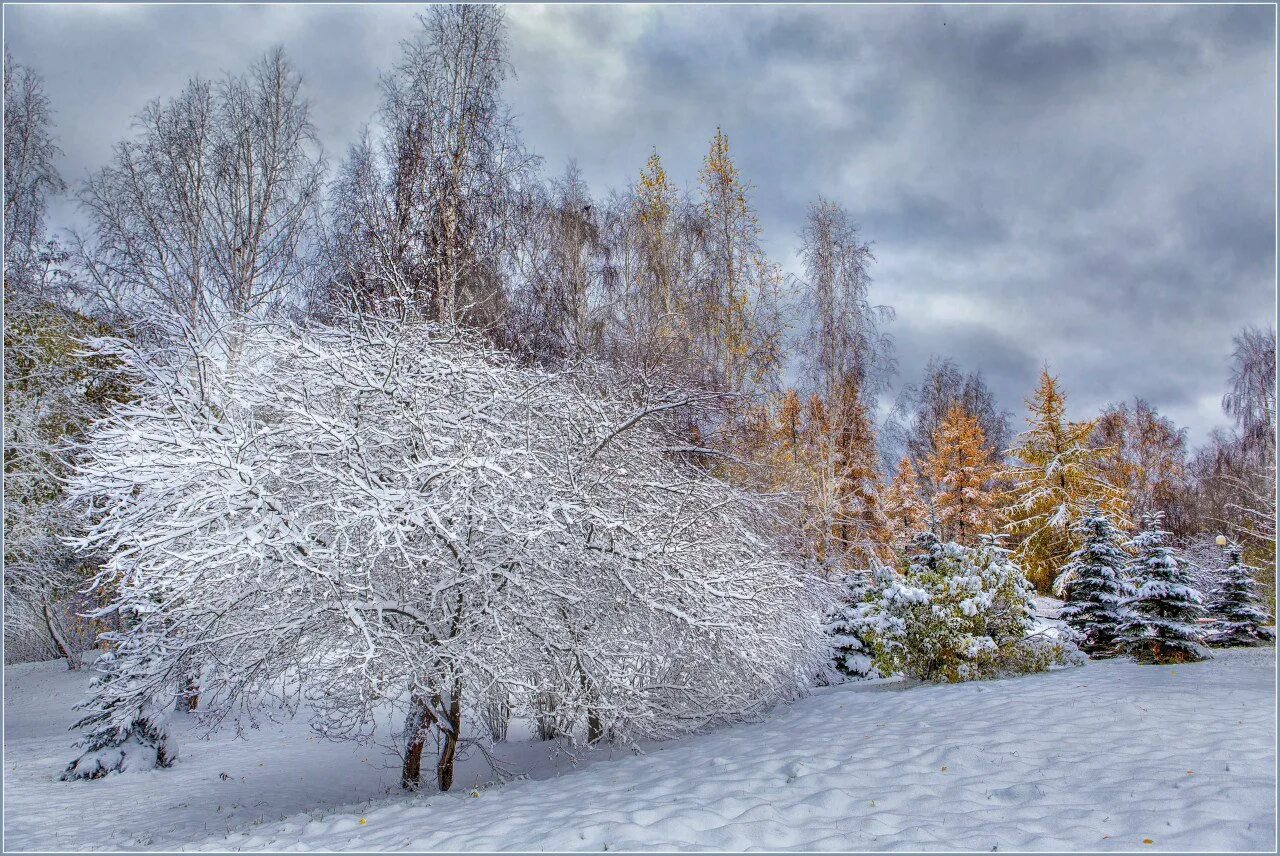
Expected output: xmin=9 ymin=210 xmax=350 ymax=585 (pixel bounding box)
xmin=1004 ymin=369 xmax=1130 ymax=591
xmin=318 ymin=5 xmax=534 ymax=329
xmin=696 ymin=128 xmax=782 ymax=397
xmin=928 ymin=405 xmax=999 ymax=545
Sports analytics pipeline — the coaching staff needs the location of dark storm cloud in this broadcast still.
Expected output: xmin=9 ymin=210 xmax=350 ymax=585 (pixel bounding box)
xmin=4 ymin=3 xmax=1274 ymax=444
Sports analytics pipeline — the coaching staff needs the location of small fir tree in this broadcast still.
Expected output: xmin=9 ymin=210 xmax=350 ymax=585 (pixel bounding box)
xmin=825 ymin=569 xmax=881 ymax=680
xmin=1056 ymin=509 xmax=1135 ymax=657
xmin=61 ymin=651 xmax=179 ymax=780
xmin=1117 ymin=513 xmax=1210 ymax=664
xmin=1206 ymin=543 xmax=1276 ymax=647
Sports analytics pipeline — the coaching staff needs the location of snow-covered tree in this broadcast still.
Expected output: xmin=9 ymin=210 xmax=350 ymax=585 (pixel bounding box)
xmin=1116 ymin=514 xmax=1209 ymax=664
xmin=1056 ymin=510 xmax=1135 ymax=657
xmin=61 ymin=317 xmax=827 ymax=789
xmin=824 ymin=569 xmax=882 ymax=681
xmin=1206 ymin=543 xmax=1275 ymax=647
xmin=864 ymin=532 xmax=1071 ymax=682
xmin=1004 ymin=369 xmax=1130 ymax=592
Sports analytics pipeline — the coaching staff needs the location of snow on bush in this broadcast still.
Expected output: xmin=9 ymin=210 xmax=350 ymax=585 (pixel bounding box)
xmin=824 ymin=569 xmax=882 ymax=681
xmin=61 ymin=318 xmax=827 ymax=789
xmin=860 ymin=532 xmax=1080 ymax=683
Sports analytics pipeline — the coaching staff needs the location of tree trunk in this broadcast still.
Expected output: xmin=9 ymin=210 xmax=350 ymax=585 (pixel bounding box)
xmin=402 ymin=735 xmax=426 ymax=790
xmin=400 ymin=695 xmax=430 ymax=791
xmin=587 ymin=708 xmax=604 ymax=744
xmin=436 ymin=684 xmax=462 ymax=792
xmin=176 ymin=671 xmax=200 ymax=712
xmin=42 ymin=601 xmax=77 ymax=670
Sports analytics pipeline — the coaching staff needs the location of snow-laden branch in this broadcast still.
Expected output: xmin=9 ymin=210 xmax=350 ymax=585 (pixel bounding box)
xmin=63 ymin=316 xmax=827 ymax=787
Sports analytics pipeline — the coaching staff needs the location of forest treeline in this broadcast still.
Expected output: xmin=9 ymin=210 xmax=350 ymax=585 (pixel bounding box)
xmin=3 ymin=5 xmax=1275 ymax=789
xmin=5 ymin=6 xmax=1274 ymax=659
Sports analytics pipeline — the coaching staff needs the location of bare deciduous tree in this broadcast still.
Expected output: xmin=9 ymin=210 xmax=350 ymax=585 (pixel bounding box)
xmin=317 ymin=5 xmax=535 ymax=332
xmin=75 ymin=47 xmax=323 ymax=339
xmin=797 ymin=197 xmax=893 ymax=404
xmin=3 ymin=47 xmax=66 ymax=298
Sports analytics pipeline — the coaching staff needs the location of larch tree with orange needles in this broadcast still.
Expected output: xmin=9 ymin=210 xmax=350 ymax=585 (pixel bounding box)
xmin=1003 ymin=369 xmax=1130 ymax=592
xmin=928 ymin=405 xmax=1000 ymax=545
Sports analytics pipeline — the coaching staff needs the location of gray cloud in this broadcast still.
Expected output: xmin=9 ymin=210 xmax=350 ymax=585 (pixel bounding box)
xmin=5 ymin=3 xmax=1274 ymax=444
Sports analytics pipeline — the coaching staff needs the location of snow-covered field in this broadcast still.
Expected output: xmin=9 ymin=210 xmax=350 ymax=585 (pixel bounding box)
xmin=3 ymin=648 xmax=1275 ymax=852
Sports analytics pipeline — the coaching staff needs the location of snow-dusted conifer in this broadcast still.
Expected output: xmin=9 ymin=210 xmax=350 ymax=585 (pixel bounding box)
xmin=825 ymin=569 xmax=881 ymax=680
xmin=866 ymin=531 xmax=1069 ymax=682
xmin=61 ymin=650 xmax=178 ymax=779
xmin=1056 ymin=509 xmax=1135 ymax=657
xmin=1206 ymin=543 xmax=1276 ymax=647
xmin=1117 ymin=513 xmax=1209 ymax=664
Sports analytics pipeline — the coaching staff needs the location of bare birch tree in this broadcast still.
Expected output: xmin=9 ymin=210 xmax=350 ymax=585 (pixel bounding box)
xmin=317 ymin=5 xmax=534 ymax=332
xmin=75 ymin=47 xmax=322 ymax=340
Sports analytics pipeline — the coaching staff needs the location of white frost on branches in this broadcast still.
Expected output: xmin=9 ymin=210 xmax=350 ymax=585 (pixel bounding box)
xmin=63 ymin=317 xmax=826 ymax=785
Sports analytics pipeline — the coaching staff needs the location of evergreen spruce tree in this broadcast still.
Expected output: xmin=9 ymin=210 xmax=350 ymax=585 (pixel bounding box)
xmin=1117 ymin=513 xmax=1210 ymax=664
xmin=1206 ymin=543 xmax=1276 ymax=647
xmin=61 ymin=650 xmax=179 ymax=780
xmin=825 ymin=569 xmax=881 ymax=680
xmin=1056 ymin=509 xmax=1135 ymax=657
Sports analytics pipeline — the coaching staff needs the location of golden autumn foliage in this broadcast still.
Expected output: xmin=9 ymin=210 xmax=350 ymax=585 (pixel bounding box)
xmin=636 ymin=149 xmax=679 ymax=329
xmin=927 ymin=405 xmax=1000 ymax=545
xmin=762 ymin=385 xmax=894 ymax=571
xmin=882 ymin=456 xmax=930 ymax=550
xmin=1003 ymin=369 xmax=1131 ymax=591
xmin=697 ymin=128 xmax=781 ymax=395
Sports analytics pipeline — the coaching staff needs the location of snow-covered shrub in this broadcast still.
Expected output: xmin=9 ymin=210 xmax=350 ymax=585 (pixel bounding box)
xmin=63 ymin=318 xmax=827 ymax=789
xmin=864 ymin=533 xmax=1076 ymax=683
xmin=1206 ymin=543 xmax=1276 ymax=647
xmin=1117 ymin=514 xmax=1210 ymax=664
xmin=1056 ymin=510 xmax=1135 ymax=657
xmin=62 ymin=665 xmax=178 ymax=779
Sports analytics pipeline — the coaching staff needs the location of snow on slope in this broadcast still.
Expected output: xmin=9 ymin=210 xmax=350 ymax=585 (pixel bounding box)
xmin=5 ymin=648 xmax=1276 ymax=852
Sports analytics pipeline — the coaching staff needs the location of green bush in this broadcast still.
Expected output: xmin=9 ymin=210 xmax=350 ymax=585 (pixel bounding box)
xmin=866 ymin=533 xmax=1082 ymax=683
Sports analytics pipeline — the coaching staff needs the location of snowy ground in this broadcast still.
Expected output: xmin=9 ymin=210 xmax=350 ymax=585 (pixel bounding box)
xmin=3 ymin=648 xmax=1275 ymax=852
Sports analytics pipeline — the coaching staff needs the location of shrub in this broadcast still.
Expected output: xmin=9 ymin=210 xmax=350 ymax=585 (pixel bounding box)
xmin=865 ymin=533 xmax=1079 ymax=682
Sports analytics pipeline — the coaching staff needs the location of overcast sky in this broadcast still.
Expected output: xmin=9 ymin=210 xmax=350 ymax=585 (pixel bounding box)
xmin=4 ymin=3 xmax=1275 ymax=444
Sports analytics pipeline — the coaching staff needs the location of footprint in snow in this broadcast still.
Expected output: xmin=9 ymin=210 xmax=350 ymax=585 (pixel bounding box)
xmin=987 ymin=783 xmax=1045 ymax=804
